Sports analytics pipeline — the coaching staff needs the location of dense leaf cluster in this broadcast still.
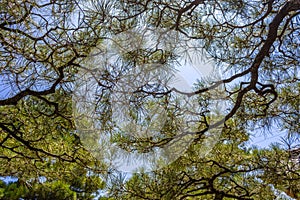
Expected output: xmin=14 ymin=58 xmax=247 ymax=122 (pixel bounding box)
xmin=0 ymin=0 xmax=299 ymax=199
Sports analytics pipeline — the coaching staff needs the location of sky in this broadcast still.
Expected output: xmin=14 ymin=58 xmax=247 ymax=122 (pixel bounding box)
xmin=0 ymin=6 xmax=295 ymax=176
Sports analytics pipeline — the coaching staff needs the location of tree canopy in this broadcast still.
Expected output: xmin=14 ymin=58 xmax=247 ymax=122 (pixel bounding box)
xmin=0 ymin=0 xmax=299 ymax=199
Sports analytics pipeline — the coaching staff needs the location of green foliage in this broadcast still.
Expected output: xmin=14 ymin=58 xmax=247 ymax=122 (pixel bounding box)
xmin=107 ymin=122 xmax=285 ymax=199
xmin=0 ymin=90 xmax=105 ymax=199
xmin=0 ymin=168 xmax=104 ymax=200
xmin=0 ymin=0 xmax=299 ymax=199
